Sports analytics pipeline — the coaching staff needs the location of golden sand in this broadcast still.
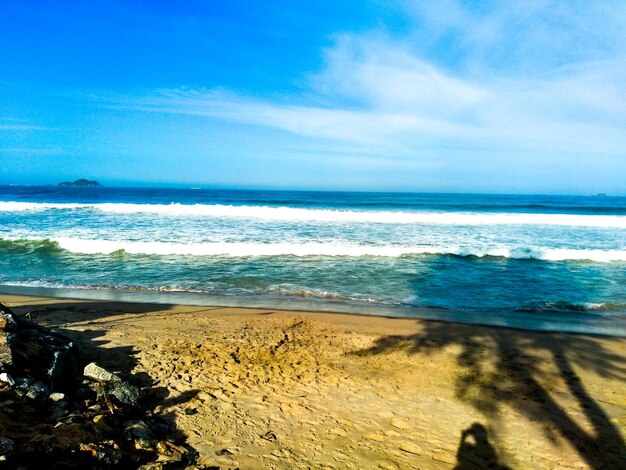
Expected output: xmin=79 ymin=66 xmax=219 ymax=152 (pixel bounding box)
xmin=3 ymin=294 xmax=625 ymax=469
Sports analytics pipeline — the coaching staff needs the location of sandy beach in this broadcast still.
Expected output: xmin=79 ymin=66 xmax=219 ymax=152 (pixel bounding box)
xmin=1 ymin=293 xmax=625 ymax=469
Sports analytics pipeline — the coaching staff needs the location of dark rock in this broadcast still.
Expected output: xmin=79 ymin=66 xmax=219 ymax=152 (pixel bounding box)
xmin=26 ymin=381 xmax=49 ymax=400
xmin=123 ymin=420 xmax=158 ymax=451
xmin=0 ymin=306 xmax=19 ymax=331
xmin=79 ymin=442 xmax=122 ymax=466
xmin=0 ymin=436 xmax=15 ymax=457
xmin=103 ymin=380 xmax=141 ymax=408
xmin=0 ymin=302 xmax=198 ymax=468
xmin=0 ymin=331 xmax=13 ymax=368
xmin=74 ymin=386 xmax=95 ymax=402
xmin=147 ymin=419 xmax=175 ymax=440
xmin=0 ymin=401 xmax=15 ymax=414
xmin=15 ymin=376 xmax=34 ymax=389
xmin=49 ymin=401 xmax=69 ymax=420
xmin=48 ymin=346 xmax=78 ymax=392
xmin=0 ymin=302 xmax=78 ymax=393
xmin=12 ymin=383 xmax=27 ymax=396
xmin=87 ymin=403 xmax=105 ymax=412
xmin=92 ymin=414 xmax=114 ymax=436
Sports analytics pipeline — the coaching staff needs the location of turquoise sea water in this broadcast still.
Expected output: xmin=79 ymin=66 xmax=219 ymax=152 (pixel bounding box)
xmin=1 ymin=186 xmax=625 ymax=335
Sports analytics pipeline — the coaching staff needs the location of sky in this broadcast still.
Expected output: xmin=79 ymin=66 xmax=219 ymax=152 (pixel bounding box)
xmin=1 ymin=0 xmax=625 ymax=194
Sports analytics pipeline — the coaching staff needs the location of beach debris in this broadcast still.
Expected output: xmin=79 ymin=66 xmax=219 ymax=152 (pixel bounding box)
xmin=154 ymin=439 xmax=189 ymax=464
xmin=84 ymin=362 xmax=121 ymax=383
xmin=261 ymin=430 xmax=278 ymax=442
xmin=156 ymin=439 xmax=186 ymax=455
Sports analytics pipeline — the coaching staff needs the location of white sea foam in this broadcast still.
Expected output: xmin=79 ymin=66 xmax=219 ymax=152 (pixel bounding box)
xmin=0 ymin=202 xmax=85 ymax=211
xmin=1 ymin=201 xmax=626 ymax=228
xmin=12 ymin=237 xmax=626 ymax=262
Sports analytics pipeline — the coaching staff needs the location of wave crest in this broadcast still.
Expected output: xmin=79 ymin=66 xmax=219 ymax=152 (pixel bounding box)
xmin=1 ymin=201 xmax=626 ymax=228
xmin=515 ymin=301 xmax=626 ymax=313
xmin=1 ymin=237 xmax=625 ymax=262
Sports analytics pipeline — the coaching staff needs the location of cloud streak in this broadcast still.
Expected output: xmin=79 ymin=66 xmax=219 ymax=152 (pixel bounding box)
xmin=0 ymin=119 xmax=49 ymax=131
xmin=104 ymin=33 xmax=626 ymax=160
xmin=86 ymin=0 xmax=625 ymax=193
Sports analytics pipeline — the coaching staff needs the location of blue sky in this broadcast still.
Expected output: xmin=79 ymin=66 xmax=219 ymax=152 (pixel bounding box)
xmin=1 ymin=1 xmax=625 ymax=193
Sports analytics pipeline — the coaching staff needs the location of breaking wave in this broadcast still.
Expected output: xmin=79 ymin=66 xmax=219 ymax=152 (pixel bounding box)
xmin=1 ymin=201 xmax=626 ymax=228
xmin=515 ymin=301 xmax=626 ymax=313
xmin=2 ymin=237 xmax=626 ymax=262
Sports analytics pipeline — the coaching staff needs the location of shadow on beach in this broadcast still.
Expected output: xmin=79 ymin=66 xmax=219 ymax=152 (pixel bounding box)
xmin=353 ymin=319 xmax=626 ymax=469
xmin=8 ymin=299 xmax=172 ymax=375
xmin=2 ymin=298 xmax=202 ymax=465
xmin=455 ymin=422 xmax=509 ymax=470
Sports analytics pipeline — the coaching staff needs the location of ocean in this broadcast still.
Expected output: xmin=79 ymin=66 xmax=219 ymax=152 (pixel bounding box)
xmin=1 ymin=186 xmax=625 ymax=335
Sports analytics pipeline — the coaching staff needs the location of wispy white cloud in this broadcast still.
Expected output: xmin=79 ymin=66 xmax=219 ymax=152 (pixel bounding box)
xmin=0 ymin=146 xmax=66 ymax=156
xmin=0 ymin=118 xmax=51 ymax=131
xmin=96 ymin=1 xmax=626 ymax=171
xmin=103 ymin=36 xmax=625 ymax=157
xmin=310 ymin=35 xmax=489 ymax=114
xmin=0 ymin=125 xmax=47 ymax=131
xmin=402 ymin=0 xmax=626 ymax=73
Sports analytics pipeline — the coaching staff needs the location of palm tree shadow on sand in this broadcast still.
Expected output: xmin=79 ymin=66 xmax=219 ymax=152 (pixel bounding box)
xmin=352 ymin=320 xmax=626 ymax=469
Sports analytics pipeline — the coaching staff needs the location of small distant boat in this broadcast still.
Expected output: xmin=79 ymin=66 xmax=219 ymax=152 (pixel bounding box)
xmin=592 ymin=193 xmax=608 ymax=197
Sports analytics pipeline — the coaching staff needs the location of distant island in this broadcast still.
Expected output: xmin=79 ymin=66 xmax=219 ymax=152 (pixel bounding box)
xmin=58 ymin=178 xmax=102 ymax=187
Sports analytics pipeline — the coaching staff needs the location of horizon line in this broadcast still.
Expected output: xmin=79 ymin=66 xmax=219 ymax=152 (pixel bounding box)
xmin=0 ymin=182 xmax=621 ymax=198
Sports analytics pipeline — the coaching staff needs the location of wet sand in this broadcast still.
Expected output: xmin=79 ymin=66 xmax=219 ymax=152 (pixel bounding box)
xmin=2 ymin=293 xmax=625 ymax=469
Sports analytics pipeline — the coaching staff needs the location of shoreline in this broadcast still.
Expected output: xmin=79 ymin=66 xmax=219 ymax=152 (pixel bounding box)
xmin=2 ymin=284 xmax=625 ymax=337
xmin=1 ymin=292 xmax=625 ymax=468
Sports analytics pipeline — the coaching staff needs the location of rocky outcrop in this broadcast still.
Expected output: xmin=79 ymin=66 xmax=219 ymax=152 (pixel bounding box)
xmin=0 ymin=302 xmax=78 ymax=393
xmin=0 ymin=302 xmax=197 ymax=468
